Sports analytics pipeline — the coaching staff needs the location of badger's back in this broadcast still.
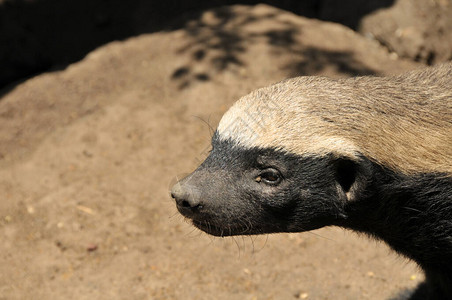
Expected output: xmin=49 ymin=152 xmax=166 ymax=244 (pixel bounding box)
xmin=218 ymin=63 xmax=452 ymax=174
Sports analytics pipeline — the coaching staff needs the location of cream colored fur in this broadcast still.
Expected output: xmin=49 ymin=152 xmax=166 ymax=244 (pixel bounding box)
xmin=217 ymin=63 xmax=452 ymax=174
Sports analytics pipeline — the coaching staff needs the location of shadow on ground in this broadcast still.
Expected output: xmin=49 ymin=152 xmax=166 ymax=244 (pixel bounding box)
xmin=0 ymin=0 xmax=393 ymax=91
xmin=170 ymin=6 xmax=378 ymax=89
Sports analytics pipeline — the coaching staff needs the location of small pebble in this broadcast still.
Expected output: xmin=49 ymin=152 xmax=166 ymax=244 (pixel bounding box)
xmin=87 ymin=244 xmax=98 ymax=252
xmin=367 ymin=271 xmax=375 ymax=277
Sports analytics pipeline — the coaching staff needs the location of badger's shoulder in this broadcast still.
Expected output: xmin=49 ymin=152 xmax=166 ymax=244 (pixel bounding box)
xmin=218 ymin=63 xmax=452 ymax=174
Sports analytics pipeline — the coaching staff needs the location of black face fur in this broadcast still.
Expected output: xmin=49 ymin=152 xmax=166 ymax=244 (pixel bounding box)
xmin=171 ymin=132 xmax=452 ymax=299
xmin=172 ymin=132 xmax=364 ymax=236
xmin=172 ymin=132 xmax=452 ymax=265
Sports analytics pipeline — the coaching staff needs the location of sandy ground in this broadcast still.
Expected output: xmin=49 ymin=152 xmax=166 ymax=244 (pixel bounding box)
xmin=0 ymin=4 xmax=428 ymax=300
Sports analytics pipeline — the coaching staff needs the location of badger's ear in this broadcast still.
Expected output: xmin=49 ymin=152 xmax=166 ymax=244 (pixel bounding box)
xmin=333 ymin=157 xmax=370 ymax=202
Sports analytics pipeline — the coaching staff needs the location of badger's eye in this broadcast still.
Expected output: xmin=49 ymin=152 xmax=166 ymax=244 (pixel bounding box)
xmin=255 ymin=168 xmax=282 ymax=185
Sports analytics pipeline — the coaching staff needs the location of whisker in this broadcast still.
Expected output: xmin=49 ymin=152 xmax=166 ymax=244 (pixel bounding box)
xmin=232 ymin=236 xmax=241 ymax=258
xmin=306 ymin=231 xmax=336 ymax=242
xmin=403 ymin=206 xmax=423 ymax=213
xmin=249 ymin=235 xmax=256 ymax=254
xmin=262 ymin=234 xmax=269 ymax=250
xmin=193 ymin=115 xmax=215 ymax=137
xmin=169 ymin=211 xmax=180 ymax=219
xmin=186 ymin=226 xmax=199 ymax=238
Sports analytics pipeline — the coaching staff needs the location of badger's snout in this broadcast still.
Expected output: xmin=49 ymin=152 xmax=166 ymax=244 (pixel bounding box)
xmin=170 ymin=160 xmax=259 ymax=237
xmin=171 ymin=176 xmax=204 ymax=218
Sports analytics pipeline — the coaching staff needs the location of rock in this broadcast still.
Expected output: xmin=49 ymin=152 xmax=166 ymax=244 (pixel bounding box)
xmin=359 ymin=0 xmax=452 ymax=64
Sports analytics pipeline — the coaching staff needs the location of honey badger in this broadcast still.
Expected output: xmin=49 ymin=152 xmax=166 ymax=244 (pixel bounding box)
xmin=171 ymin=63 xmax=452 ymax=299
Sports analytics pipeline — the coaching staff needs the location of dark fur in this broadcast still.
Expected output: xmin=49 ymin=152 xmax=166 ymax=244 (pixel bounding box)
xmin=172 ymin=133 xmax=452 ymax=299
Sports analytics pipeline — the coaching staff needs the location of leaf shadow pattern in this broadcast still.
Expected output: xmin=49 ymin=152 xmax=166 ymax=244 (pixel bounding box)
xmin=0 ymin=0 xmax=395 ymax=93
xmin=171 ymin=5 xmax=379 ymax=90
xmin=285 ymin=48 xmax=378 ymax=78
xmin=171 ymin=6 xmax=250 ymax=89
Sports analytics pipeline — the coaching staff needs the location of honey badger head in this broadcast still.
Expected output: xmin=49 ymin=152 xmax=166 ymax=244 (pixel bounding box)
xmin=171 ymin=133 xmax=367 ymax=236
xmin=170 ymin=77 xmax=372 ymax=236
xmin=171 ymin=64 xmax=452 ymax=237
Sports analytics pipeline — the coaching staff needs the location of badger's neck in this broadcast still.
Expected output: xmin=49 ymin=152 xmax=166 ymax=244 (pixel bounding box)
xmin=342 ymin=166 xmax=452 ymax=272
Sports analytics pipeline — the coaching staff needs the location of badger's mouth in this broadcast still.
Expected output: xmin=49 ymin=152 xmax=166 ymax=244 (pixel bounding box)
xmin=192 ymin=219 xmax=253 ymax=237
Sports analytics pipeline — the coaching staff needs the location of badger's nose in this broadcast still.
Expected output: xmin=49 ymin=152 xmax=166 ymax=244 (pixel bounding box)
xmin=171 ymin=180 xmax=203 ymax=216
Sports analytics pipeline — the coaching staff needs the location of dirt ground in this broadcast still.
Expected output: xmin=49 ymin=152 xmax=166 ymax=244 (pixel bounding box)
xmin=0 ymin=4 xmax=439 ymax=300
